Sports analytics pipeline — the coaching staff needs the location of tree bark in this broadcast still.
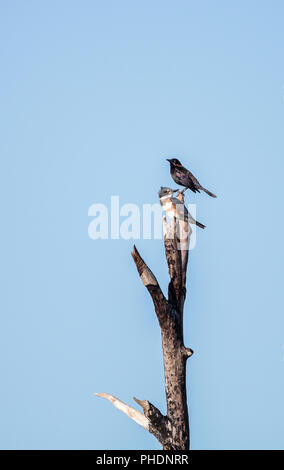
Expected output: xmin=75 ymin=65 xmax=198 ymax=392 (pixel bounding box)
xmin=95 ymin=192 xmax=193 ymax=450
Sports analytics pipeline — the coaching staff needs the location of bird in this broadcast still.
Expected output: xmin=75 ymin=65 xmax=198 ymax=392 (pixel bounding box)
xmin=166 ymin=158 xmax=217 ymax=198
xmin=158 ymin=187 xmax=206 ymax=229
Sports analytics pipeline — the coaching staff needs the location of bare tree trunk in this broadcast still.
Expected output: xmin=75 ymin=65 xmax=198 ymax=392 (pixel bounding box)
xmin=95 ymin=192 xmax=193 ymax=450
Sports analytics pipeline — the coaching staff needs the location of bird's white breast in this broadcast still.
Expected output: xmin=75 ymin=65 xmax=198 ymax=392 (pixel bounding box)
xmin=161 ymin=199 xmax=176 ymax=218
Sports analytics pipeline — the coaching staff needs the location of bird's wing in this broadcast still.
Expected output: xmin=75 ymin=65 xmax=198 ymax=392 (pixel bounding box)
xmin=171 ymin=197 xmax=199 ymax=225
xmin=185 ymin=168 xmax=201 ymax=188
xmin=175 ymin=169 xmax=198 ymax=192
xmin=170 ymin=197 xmax=188 ymax=221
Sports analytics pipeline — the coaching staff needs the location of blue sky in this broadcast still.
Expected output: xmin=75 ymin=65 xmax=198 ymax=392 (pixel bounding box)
xmin=0 ymin=1 xmax=283 ymax=449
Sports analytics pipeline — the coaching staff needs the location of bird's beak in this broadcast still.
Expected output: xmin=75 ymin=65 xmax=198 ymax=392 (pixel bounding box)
xmin=172 ymin=189 xmax=179 ymax=193
xmin=166 ymin=159 xmax=171 ymax=162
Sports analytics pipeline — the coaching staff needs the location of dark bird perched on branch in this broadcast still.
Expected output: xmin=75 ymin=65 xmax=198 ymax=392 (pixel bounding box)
xmin=159 ymin=187 xmax=206 ymax=229
xmin=166 ymin=158 xmax=217 ymax=198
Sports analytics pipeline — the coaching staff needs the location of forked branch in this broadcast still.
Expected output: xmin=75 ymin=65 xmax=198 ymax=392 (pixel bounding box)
xmin=95 ymin=189 xmax=193 ymax=450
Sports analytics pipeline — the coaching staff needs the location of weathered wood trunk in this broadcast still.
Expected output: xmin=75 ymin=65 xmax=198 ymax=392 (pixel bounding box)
xmin=95 ymin=192 xmax=193 ymax=450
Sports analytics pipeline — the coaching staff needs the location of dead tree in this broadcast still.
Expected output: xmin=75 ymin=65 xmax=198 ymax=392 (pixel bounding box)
xmin=95 ymin=192 xmax=193 ymax=450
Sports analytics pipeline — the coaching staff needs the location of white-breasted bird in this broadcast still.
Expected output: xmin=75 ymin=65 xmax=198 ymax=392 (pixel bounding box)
xmin=158 ymin=187 xmax=206 ymax=229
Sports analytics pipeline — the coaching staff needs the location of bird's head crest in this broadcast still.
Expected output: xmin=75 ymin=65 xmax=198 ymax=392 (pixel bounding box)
xmin=158 ymin=187 xmax=178 ymax=199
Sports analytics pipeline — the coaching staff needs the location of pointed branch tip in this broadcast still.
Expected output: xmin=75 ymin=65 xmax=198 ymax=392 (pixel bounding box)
xmin=93 ymin=392 xmax=149 ymax=430
xmin=133 ymin=397 xmax=150 ymax=413
xmin=131 ymin=246 xmax=158 ymax=287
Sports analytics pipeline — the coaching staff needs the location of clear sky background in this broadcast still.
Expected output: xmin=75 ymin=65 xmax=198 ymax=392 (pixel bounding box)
xmin=0 ymin=1 xmax=283 ymax=450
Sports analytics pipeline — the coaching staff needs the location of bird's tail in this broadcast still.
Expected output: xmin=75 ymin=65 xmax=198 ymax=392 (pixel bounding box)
xmin=196 ymin=221 xmax=206 ymax=229
xmin=201 ymin=187 xmax=217 ymax=198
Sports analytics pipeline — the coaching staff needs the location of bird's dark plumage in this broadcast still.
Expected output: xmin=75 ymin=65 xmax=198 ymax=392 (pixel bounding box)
xmin=166 ymin=158 xmax=217 ymax=198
